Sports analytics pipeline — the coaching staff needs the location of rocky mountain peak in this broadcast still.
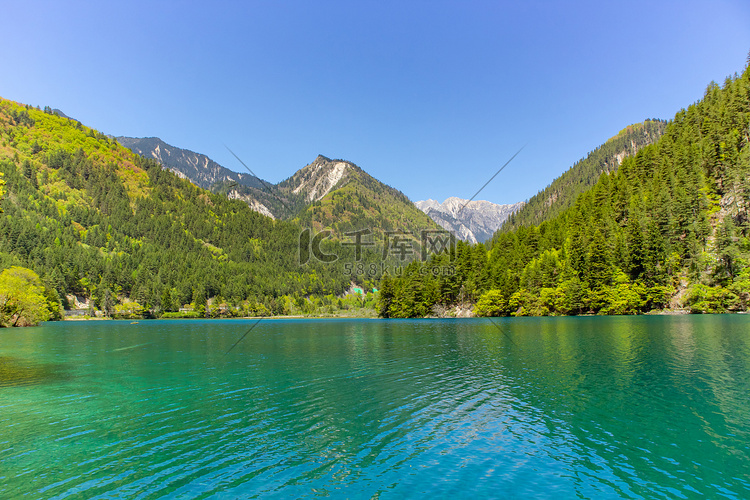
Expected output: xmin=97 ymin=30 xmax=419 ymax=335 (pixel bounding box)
xmin=283 ymin=156 xmax=353 ymax=202
xmin=415 ymin=197 xmax=523 ymax=243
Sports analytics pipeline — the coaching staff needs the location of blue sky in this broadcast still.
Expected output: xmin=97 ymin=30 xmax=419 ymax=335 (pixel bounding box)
xmin=3 ymin=1 xmax=749 ymax=205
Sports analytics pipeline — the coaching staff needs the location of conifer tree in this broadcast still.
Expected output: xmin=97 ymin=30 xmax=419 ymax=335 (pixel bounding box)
xmin=378 ymin=273 xmax=394 ymax=318
xmin=587 ymin=228 xmax=611 ymax=288
xmin=626 ymin=201 xmax=645 ymax=281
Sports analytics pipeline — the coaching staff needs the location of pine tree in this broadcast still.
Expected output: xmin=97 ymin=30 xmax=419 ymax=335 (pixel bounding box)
xmin=566 ymin=209 xmax=587 ymax=279
xmin=587 ymin=228 xmax=611 ymax=289
xmin=378 ymin=273 xmax=394 ymax=318
xmin=714 ymin=215 xmax=740 ymax=284
xmin=626 ymin=199 xmax=645 ymax=281
xmin=643 ymin=220 xmax=667 ymax=286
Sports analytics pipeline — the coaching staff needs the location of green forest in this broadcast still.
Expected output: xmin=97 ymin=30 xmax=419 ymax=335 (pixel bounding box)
xmin=380 ymin=64 xmax=750 ymax=318
xmin=0 ymin=100 xmax=404 ymax=325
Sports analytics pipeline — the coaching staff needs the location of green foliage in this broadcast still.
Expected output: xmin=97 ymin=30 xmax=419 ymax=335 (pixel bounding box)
xmin=161 ymin=311 xmax=202 ymax=319
xmin=728 ymin=269 xmax=750 ymax=310
xmin=645 ymin=285 xmax=676 ymax=310
xmin=0 ymin=266 xmax=55 ymax=326
xmin=508 ymin=289 xmax=538 ymax=316
xmin=288 ymin=156 xmax=440 ymax=243
xmin=378 ymin=273 xmax=394 ymax=318
xmin=474 ymin=289 xmax=506 ymax=317
xmin=596 ymin=273 xmax=646 ymax=315
xmin=0 ymin=97 xmax=387 ymax=319
xmin=553 ymin=278 xmax=587 ymax=315
xmin=113 ymin=300 xmax=144 ymax=319
xmin=381 ymin=63 xmax=750 ymax=318
xmin=713 ymin=214 xmax=742 ymax=284
xmin=383 ymin=262 xmax=441 ymax=318
xmin=686 ymin=284 xmax=736 ymax=314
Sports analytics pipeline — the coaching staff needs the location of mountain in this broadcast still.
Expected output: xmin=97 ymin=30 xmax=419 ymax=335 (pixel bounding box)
xmin=281 ymin=155 xmax=442 ymax=241
xmin=278 ymin=155 xmax=351 ymax=203
xmin=415 ymin=197 xmax=523 ymax=243
xmin=116 ymin=140 xmax=435 ymax=240
xmin=0 ymin=99 xmax=445 ymax=321
xmin=498 ymin=119 xmax=667 ymax=234
xmin=52 ymin=108 xmax=71 ymax=119
xmin=116 ymin=136 xmax=263 ymax=190
xmin=116 ymin=136 xmax=285 ymax=219
xmin=0 ymin=98 xmax=375 ymax=318
xmin=381 ymin=64 xmax=750 ymax=318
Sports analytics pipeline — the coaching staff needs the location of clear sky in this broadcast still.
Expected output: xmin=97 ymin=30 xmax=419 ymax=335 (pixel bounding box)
xmin=2 ymin=1 xmax=749 ymax=205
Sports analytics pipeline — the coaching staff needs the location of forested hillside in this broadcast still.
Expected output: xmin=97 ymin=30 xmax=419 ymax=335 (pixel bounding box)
xmin=498 ymin=119 xmax=666 ymax=233
xmin=381 ymin=64 xmax=750 ymax=317
xmin=0 ymin=99 xmax=382 ymax=320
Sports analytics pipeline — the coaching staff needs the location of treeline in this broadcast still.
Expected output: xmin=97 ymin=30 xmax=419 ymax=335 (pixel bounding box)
xmin=0 ymin=151 xmax=348 ymax=315
xmin=380 ymin=65 xmax=750 ymax=317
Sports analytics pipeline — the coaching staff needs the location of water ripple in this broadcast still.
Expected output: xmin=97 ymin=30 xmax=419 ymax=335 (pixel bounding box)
xmin=0 ymin=317 xmax=749 ymax=498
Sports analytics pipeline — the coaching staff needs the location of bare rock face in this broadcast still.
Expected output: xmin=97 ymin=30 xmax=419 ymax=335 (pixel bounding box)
xmin=415 ymin=197 xmax=524 ymax=243
xmin=117 ymin=136 xmax=265 ymax=191
xmin=117 ymin=136 xmax=290 ymax=218
xmin=279 ymin=155 xmax=441 ymax=239
xmin=281 ymin=155 xmax=353 ymax=202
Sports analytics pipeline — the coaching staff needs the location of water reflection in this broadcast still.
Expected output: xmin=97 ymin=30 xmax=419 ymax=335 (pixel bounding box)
xmin=0 ymin=356 xmax=66 ymax=387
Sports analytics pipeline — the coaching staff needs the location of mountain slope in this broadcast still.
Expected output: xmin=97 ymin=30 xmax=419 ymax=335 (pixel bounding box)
xmin=282 ymin=155 xmax=442 ymax=242
xmin=116 ymin=136 xmax=287 ymax=218
xmin=416 ymin=197 xmax=523 ymax=243
xmin=278 ymin=155 xmax=351 ymax=203
xmin=116 ymin=136 xmax=263 ymax=190
xmin=498 ymin=119 xmax=667 ymax=235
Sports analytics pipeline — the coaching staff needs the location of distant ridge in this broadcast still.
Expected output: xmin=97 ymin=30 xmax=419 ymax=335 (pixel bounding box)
xmin=416 ymin=197 xmax=523 ymax=243
xmin=117 ymin=136 xmax=287 ymax=219
xmin=116 ymin=136 xmax=268 ymax=190
xmin=51 ymin=108 xmax=71 ymax=120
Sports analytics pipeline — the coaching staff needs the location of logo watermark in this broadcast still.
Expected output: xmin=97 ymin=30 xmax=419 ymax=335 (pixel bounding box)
xmin=299 ymin=228 xmax=457 ymax=276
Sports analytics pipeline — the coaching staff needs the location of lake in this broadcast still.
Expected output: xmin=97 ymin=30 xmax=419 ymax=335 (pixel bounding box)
xmin=1 ymin=316 xmax=749 ymax=498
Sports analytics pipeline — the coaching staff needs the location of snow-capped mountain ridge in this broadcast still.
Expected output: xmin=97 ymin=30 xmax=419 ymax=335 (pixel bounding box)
xmin=415 ymin=197 xmax=523 ymax=243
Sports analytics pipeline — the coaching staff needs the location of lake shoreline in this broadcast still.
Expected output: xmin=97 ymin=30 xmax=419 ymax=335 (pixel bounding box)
xmin=55 ymin=307 xmax=750 ymax=323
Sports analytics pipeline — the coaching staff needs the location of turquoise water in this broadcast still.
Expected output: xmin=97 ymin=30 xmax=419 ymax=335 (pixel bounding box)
xmin=1 ymin=316 xmax=749 ymax=498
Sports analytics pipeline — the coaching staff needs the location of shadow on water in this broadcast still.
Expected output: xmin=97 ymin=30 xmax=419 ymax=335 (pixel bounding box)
xmin=0 ymin=356 xmax=68 ymax=388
